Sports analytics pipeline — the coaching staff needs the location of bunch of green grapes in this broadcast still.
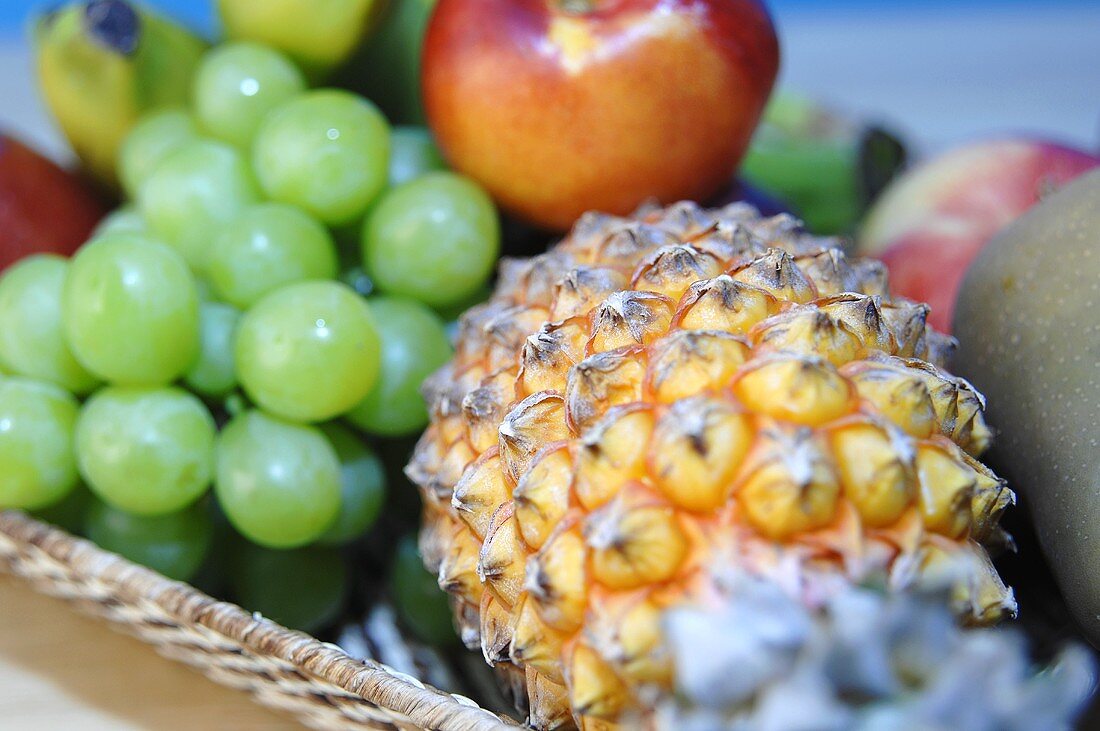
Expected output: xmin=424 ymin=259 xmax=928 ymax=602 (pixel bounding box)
xmin=0 ymin=41 xmax=493 ymax=638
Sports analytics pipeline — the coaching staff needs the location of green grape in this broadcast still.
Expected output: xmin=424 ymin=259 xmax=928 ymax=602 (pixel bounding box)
xmin=346 ymin=296 xmax=451 ymax=437
xmin=362 ymin=172 xmax=499 ymax=308
xmin=62 ymin=232 xmax=200 ymax=386
xmin=117 ymin=109 xmax=198 ymax=199
xmin=0 ymin=255 xmax=100 ymax=394
xmin=214 ymin=410 xmax=341 ymax=548
xmin=0 ymin=377 xmax=79 ymax=510
xmin=85 ymin=499 xmax=212 ymax=581
xmin=76 ymin=386 xmax=215 ymax=516
xmin=207 ymin=202 xmax=338 ymax=308
xmin=388 ymin=126 xmax=446 ymax=186
xmin=192 ymin=42 xmax=306 ymax=149
xmin=318 ymin=423 xmax=385 ymax=545
xmin=184 ymin=302 xmax=240 ymax=398
xmin=235 ymin=281 xmax=380 ymax=422
xmin=391 ymin=535 xmax=456 ymax=646
xmin=138 ymin=139 xmax=261 ymax=272
xmin=31 ymin=482 xmax=92 ymax=535
xmin=216 ymin=0 xmax=380 ymax=80
xmin=252 ymin=89 xmax=390 ymax=225
xmin=231 ymin=544 xmax=347 ymax=632
xmin=93 ymin=205 xmax=147 ymax=237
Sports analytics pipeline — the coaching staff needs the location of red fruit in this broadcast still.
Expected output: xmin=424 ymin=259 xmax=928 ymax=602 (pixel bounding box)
xmin=423 ymin=0 xmax=779 ymax=231
xmin=859 ymin=138 xmax=1099 ymax=333
xmin=0 ymin=134 xmax=107 ymax=270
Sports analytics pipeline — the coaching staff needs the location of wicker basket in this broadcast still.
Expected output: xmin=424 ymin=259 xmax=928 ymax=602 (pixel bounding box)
xmin=0 ymin=509 xmax=515 ymax=731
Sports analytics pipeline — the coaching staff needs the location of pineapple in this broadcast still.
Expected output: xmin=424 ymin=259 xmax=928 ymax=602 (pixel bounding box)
xmin=407 ymin=202 xmax=1017 ymax=729
xmin=656 ymin=571 xmax=1094 ymax=731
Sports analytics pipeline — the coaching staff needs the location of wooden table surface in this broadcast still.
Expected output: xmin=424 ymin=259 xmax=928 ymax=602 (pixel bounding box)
xmin=0 ymin=573 xmax=304 ymax=730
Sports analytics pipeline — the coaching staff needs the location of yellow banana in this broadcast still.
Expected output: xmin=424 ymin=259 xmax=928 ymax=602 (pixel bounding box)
xmin=33 ymin=0 xmax=206 ymax=187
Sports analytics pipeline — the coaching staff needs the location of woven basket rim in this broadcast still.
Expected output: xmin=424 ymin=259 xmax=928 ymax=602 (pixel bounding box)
xmin=0 ymin=509 xmax=515 ymax=731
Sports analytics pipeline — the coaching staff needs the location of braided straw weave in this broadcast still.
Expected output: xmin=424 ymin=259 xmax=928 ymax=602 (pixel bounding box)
xmin=0 ymin=510 xmax=514 ymax=731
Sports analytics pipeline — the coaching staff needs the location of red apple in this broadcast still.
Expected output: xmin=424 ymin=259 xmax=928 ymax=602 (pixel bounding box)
xmin=858 ymin=138 xmax=1099 ymax=333
xmin=0 ymin=134 xmax=107 ymax=270
xmin=423 ymin=0 xmax=779 ymax=231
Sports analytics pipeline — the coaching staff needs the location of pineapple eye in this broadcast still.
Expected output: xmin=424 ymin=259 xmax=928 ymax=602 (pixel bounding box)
xmin=565 ymin=349 xmax=646 ymax=433
xmin=649 ymin=397 xmax=753 ymax=512
xmin=914 ymin=444 xmax=979 ymax=539
xmin=830 ymin=420 xmax=915 ymax=528
xmin=733 ymin=354 xmax=855 ymax=426
xmin=645 ymin=329 xmax=749 ymax=403
xmin=452 ymin=450 xmax=509 ymax=541
xmin=737 ymin=427 xmax=841 ymax=540
xmin=676 ymin=275 xmax=779 ymax=335
xmin=573 ymin=406 xmax=653 ymax=512
xmin=514 ymin=446 xmax=573 ymax=550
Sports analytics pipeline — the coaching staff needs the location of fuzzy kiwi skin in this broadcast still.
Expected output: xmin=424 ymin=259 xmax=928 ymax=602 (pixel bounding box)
xmin=953 ymin=169 xmax=1100 ymax=646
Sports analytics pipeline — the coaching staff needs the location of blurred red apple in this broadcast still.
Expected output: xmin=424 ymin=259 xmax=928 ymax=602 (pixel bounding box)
xmin=0 ymin=134 xmax=107 ymax=270
xmin=859 ymin=138 xmax=1099 ymax=333
xmin=423 ymin=0 xmax=779 ymax=231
